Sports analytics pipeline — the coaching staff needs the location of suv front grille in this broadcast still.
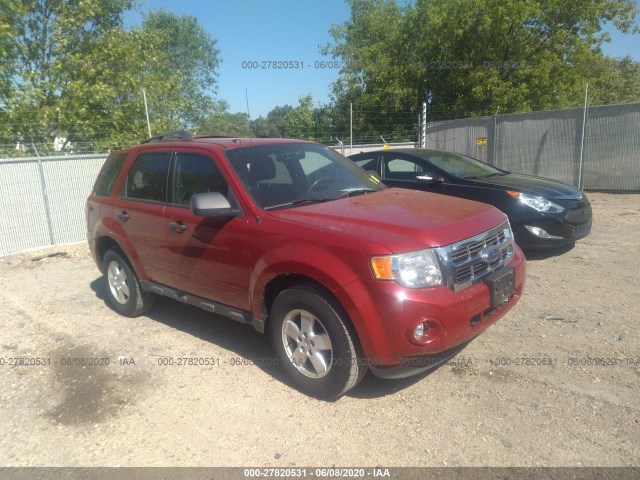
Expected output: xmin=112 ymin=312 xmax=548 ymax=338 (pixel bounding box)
xmin=442 ymin=222 xmax=513 ymax=291
xmin=450 ymin=230 xmax=506 ymax=264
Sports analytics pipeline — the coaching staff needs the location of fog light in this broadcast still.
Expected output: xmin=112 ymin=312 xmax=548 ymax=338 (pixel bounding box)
xmin=414 ymin=323 xmax=427 ymax=340
xmin=524 ymin=225 xmax=563 ymax=240
xmin=407 ymin=318 xmax=443 ymax=345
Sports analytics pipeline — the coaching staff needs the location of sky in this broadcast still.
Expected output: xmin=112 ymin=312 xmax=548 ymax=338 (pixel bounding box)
xmin=125 ymin=0 xmax=640 ymax=119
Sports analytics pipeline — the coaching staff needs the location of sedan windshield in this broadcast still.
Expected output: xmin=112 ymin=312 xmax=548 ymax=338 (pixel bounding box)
xmin=416 ymin=151 xmax=506 ymax=179
xmin=225 ymin=143 xmax=385 ymax=210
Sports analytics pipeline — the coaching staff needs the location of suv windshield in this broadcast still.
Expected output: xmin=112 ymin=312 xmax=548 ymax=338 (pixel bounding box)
xmin=416 ymin=151 xmax=506 ymax=179
xmin=226 ymin=143 xmax=385 ymax=210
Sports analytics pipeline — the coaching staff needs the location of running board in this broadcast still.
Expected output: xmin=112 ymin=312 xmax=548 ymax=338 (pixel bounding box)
xmin=140 ymin=280 xmax=264 ymax=332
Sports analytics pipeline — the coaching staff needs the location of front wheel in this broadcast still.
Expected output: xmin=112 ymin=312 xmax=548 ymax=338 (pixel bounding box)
xmin=269 ymin=283 xmax=367 ymax=399
xmin=103 ymin=248 xmax=155 ymax=317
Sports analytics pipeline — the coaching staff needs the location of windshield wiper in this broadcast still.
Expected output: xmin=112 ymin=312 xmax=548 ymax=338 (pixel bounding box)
xmin=264 ymin=198 xmax=336 ymax=211
xmin=341 ymin=188 xmax=375 ymax=197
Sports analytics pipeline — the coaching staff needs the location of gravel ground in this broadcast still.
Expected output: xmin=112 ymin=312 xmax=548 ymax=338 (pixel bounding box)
xmin=0 ymin=192 xmax=638 ymax=467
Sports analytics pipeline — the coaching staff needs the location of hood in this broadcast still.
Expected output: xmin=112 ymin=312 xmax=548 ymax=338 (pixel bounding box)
xmin=269 ymin=188 xmax=507 ymax=253
xmin=469 ymin=173 xmax=583 ymax=200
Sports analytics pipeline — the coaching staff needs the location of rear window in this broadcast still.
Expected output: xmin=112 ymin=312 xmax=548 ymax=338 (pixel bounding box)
xmin=94 ymin=153 xmax=127 ymax=197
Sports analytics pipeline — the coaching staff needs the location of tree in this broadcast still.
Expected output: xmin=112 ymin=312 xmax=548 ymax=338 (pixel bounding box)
xmin=252 ymin=105 xmax=295 ymax=138
xmin=0 ymin=2 xmax=221 ymax=155
xmin=0 ymin=0 xmax=136 ymax=154
xmin=197 ymin=100 xmax=252 ymax=137
xmin=138 ymin=10 xmax=220 ymax=133
xmin=249 ymin=97 xmax=334 ymax=142
xmin=324 ymin=0 xmax=640 ymax=121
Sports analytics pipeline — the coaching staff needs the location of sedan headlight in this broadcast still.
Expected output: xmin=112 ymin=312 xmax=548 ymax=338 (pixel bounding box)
xmin=508 ymin=191 xmax=564 ymax=213
xmin=371 ymin=248 xmax=443 ymax=288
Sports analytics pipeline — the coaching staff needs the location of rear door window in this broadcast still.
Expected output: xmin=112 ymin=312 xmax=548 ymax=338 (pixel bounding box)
xmin=125 ymin=152 xmax=171 ymax=202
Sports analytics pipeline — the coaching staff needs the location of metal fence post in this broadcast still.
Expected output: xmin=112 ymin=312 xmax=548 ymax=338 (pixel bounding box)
xmin=31 ymin=143 xmax=55 ymax=246
xmin=492 ymin=113 xmax=499 ymax=167
xmin=421 ymin=102 xmax=427 ymax=148
xmin=349 ymin=103 xmax=353 ymax=156
xmin=578 ymin=83 xmax=588 ymax=190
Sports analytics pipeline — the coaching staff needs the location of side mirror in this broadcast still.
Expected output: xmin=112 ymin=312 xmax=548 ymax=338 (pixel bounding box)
xmin=416 ymin=174 xmax=444 ymax=185
xmin=190 ymin=192 xmax=242 ymax=218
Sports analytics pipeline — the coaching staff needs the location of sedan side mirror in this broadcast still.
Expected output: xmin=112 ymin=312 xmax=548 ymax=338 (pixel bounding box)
xmin=191 ymin=192 xmax=242 ymax=218
xmin=415 ymin=174 xmax=444 ymax=185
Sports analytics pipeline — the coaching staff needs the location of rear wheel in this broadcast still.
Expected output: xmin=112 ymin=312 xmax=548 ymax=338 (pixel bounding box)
xmin=103 ymin=248 xmax=155 ymax=317
xmin=269 ymin=283 xmax=366 ymax=399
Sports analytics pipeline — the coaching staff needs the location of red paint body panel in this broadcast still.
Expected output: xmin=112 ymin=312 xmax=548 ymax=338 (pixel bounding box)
xmin=270 ymin=188 xmax=507 ymax=252
xmin=336 ymin=248 xmax=525 ymax=364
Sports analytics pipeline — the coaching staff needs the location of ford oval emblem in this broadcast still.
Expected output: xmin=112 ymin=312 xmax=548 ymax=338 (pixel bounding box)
xmin=481 ymin=245 xmax=500 ymax=263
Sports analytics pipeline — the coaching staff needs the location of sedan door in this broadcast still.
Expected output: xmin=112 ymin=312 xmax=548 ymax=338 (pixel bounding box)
xmin=380 ymin=152 xmax=507 ymax=207
xmin=380 ymin=152 xmax=445 ymax=192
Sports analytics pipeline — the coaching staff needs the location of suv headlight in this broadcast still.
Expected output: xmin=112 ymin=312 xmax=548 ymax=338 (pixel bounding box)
xmin=508 ymin=191 xmax=564 ymax=213
xmin=371 ymin=248 xmax=443 ymax=288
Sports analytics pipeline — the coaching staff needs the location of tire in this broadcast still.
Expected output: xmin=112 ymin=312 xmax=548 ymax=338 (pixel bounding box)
xmin=269 ymin=283 xmax=367 ymax=399
xmin=102 ymin=248 xmax=155 ymax=317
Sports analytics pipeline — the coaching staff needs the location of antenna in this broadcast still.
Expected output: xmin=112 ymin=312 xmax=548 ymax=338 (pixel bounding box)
xmin=245 ymin=89 xmax=253 ymax=144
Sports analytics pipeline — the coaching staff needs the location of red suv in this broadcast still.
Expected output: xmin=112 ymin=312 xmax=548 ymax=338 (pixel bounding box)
xmin=86 ymin=134 xmax=525 ymax=398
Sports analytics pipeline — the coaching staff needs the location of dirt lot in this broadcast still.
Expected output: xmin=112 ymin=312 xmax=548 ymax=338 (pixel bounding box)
xmin=0 ymin=192 xmax=638 ymax=467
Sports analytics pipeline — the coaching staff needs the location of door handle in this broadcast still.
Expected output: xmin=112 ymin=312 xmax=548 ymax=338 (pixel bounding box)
xmin=169 ymin=222 xmax=188 ymax=233
xmin=116 ymin=211 xmax=130 ymax=221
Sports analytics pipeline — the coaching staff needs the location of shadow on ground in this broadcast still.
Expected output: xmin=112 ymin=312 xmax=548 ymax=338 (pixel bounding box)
xmin=522 ymin=243 xmax=575 ymax=261
xmin=90 ymin=278 xmax=469 ymax=401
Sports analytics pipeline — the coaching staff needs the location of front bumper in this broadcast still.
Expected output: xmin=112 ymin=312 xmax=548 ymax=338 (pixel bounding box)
xmin=341 ymin=245 xmax=525 ymax=374
xmin=511 ymin=201 xmax=592 ymax=249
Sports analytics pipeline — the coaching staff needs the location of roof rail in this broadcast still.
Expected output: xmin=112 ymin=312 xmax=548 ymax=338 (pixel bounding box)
xmin=193 ymin=134 xmax=236 ymax=139
xmin=142 ymin=130 xmax=193 ymax=143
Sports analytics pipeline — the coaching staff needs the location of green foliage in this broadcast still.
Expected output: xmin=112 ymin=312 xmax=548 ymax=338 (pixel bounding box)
xmin=252 ymin=105 xmax=295 ymax=138
xmin=325 ymin=0 xmax=640 ymax=122
xmin=0 ymin=1 xmax=221 ymax=156
xmin=250 ymin=96 xmax=335 ymax=142
xmin=138 ymin=10 xmax=220 ymax=133
xmin=197 ymin=100 xmax=252 ymax=137
xmin=282 ymin=95 xmax=331 ymax=142
xmin=0 ymin=0 xmax=136 ymax=155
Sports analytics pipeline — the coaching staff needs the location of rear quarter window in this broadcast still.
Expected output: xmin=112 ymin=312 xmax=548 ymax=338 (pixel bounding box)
xmin=94 ymin=153 xmax=127 ymax=197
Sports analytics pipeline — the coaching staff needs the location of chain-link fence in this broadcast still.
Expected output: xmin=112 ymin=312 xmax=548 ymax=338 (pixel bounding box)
xmin=424 ymin=102 xmax=640 ymax=190
xmin=1 ymin=144 xmax=413 ymax=256
xmin=1 ymin=102 xmax=638 ymax=256
xmin=0 ymin=154 xmax=108 ymax=255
